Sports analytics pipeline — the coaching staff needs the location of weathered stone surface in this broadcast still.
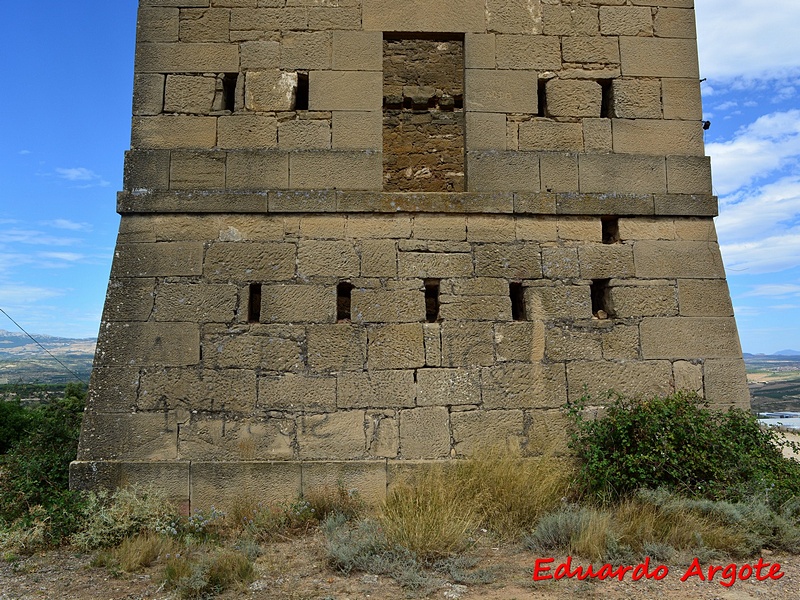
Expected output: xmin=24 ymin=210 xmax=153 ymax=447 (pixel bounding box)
xmin=482 ymin=363 xmax=567 ymax=409
xmin=190 ymin=462 xmax=301 ymax=511
xmin=97 ymin=322 xmax=200 ymax=367
xmin=704 ymin=359 xmax=750 ymax=408
xmin=567 ymin=360 xmax=673 ymax=402
xmin=154 ymin=283 xmax=237 ymax=322
xmin=673 ymin=360 xmax=703 ymax=395
xmin=678 ymin=279 xmax=734 ymax=317
xmin=259 ymin=373 xmax=337 ymax=412
xmin=204 ymin=242 xmax=296 ymax=282
xmin=352 ymin=288 xmax=426 ymax=323
xmin=337 ymin=370 xmax=416 ymax=409
xmin=495 ymin=321 xmax=545 ymax=363
xmin=609 ymin=282 xmax=678 ymax=317
xmin=417 ymin=368 xmax=481 ymax=406
xmin=399 ymin=407 xmax=451 ymax=459
xmin=307 ymin=324 xmax=366 ymax=372
xmin=640 ymin=317 xmax=743 ymax=359
xmin=634 ymin=241 xmax=725 ymax=278
xmin=362 ymin=0 xmax=485 ymax=33
xmin=298 ymin=411 xmax=366 ymax=459
xmin=179 ymin=416 xmax=294 ymax=461
xmin=452 ymin=409 xmax=525 ymax=455
xmin=368 ymin=324 xmax=425 ymax=370
xmin=261 ymin=284 xmax=336 ymax=324
xmin=441 ymin=322 xmax=495 ymax=367
xmin=77 ymin=412 xmax=178 ymax=461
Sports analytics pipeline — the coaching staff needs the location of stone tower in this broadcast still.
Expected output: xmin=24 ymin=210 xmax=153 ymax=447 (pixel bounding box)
xmin=71 ymin=0 xmax=750 ymax=509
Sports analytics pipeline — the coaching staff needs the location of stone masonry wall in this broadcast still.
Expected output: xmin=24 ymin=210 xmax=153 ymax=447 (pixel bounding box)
xmin=72 ymin=0 xmax=750 ymax=511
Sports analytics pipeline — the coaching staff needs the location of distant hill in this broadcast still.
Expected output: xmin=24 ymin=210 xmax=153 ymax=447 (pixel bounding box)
xmin=0 ymin=329 xmax=96 ymax=384
xmin=774 ymin=349 xmax=800 ymax=356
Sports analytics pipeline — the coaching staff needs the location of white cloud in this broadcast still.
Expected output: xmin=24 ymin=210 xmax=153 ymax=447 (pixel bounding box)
xmin=42 ymin=219 xmax=93 ymax=232
xmin=707 ymin=110 xmax=800 ymax=195
xmin=742 ymin=284 xmax=800 ymax=298
xmin=720 ymin=231 xmax=800 ymax=274
xmin=37 ymin=252 xmax=85 ymax=262
xmin=55 ymin=167 xmax=109 ymax=187
xmin=696 ymin=0 xmax=800 ymax=82
xmin=0 ymin=284 xmax=62 ymax=305
xmin=18 ymin=150 xmax=31 ymax=155
xmin=0 ymin=228 xmax=79 ymax=247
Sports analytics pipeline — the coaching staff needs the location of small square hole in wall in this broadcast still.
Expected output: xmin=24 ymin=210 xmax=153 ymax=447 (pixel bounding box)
xmin=337 ymin=281 xmax=354 ymax=322
xmin=248 ymin=283 xmax=262 ymax=323
xmin=602 ymin=217 xmax=620 ymax=244
xmin=424 ymin=279 xmax=441 ymax=323
xmin=599 ymin=79 xmax=613 ymax=118
xmin=590 ymin=279 xmax=614 ymax=319
xmin=537 ymin=79 xmax=548 ymax=117
xmin=509 ymin=282 xmax=526 ymax=321
xmin=222 ymin=73 xmax=238 ymax=112
xmin=295 ymin=72 xmax=309 ymax=111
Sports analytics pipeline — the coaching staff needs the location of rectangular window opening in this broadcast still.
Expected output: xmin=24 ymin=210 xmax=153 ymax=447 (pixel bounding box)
xmin=602 ymin=217 xmax=620 ymax=244
xmin=590 ymin=279 xmax=613 ymax=319
xmin=295 ymin=72 xmax=310 ymax=111
xmin=248 ymin=283 xmax=262 ymax=323
xmin=222 ymin=73 xmax=238 ymax=112
xmin=510 ymin=282 xmax=526 ymax=321
xmin=337 ymin=281 xmax=354 ymax=322
xmin=537 ymin=79 xmax=548 ymax=117
xmin=424 ymin=279 xmax=440 ymax=323
xmin=599 ymin=79 xmax=613 ymax=118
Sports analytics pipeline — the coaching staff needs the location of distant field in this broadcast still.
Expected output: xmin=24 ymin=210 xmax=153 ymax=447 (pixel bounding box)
xmin=746 ymin=356 xmax=800 ymax=413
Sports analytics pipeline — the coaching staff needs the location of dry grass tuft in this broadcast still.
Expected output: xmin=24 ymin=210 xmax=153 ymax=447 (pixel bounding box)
xmin=114 ymin=532 xmax=180 ymax=572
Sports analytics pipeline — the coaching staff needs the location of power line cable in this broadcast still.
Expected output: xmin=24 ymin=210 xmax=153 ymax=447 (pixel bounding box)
xmin=0 ymin=307 xmax=90 ymax=384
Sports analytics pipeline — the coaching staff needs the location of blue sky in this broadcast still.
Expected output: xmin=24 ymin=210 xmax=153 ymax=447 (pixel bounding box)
xmin=0 ymin=1 xmax=798 ymax=354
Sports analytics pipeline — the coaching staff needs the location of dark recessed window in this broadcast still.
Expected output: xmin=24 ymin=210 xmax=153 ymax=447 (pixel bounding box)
xmin=424 ymin=279 xmax=440 ymax=323
xmin=590 ymin=279 xmax=614 ymax=319
xmin=510 ymin=282 xmax=526 ymax=321
xmin=295 ymin=72 xmax=309 ymax=111
xmin=337 ymin=281 xmax=354 ymax=322
xmin=248 ymin=283 xmax=262 ymax=323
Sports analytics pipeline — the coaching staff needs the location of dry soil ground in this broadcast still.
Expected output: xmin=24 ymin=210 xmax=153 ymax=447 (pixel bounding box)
xmin=2 ymin=533 xmax=799 ymax=600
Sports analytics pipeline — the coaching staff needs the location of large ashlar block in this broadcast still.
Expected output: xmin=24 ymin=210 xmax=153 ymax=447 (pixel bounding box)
xmin=332 ymin=112 xmax=382 ymax=150
xmin=332 ymin=31 xmax=382 ymax=70
xmin=634 ymin=241 xmax=725 ymax=278
xmin=441 ymin=321 xmax=494 ymax=367
xmin=137 ymin=7 xmax=179 ymax=43
xmin=562 ymin=36 xmax=620 ymax=64
xmin=640 ymin=317 xmax=743 ymax=359
xmin=474 ymin=243 xmax=543 ymax=278
xmin=261 ymin=284 xmax=336 ymax=323
xmin=203 ymin=324 xmax=304 ymax=371
xmin=113 ymin=241 xmax=204 ymax=277
xmin=359 ymin=239 xmax=398 ymax=277
xmin=83 ymin=367 xmax=141 ymax=413
xmin=678 ymin=279 xmax=734 ymax=317
xmin=465 ymin=33 xmax=496 ymax=68
xmin=139 ymin=368 xmax=256 ymax=412
xmin=620 ymin=37 xmax=699 ymax=78
xmin=578 ymin=244 xmax=635 ymax=279
xmin=440 ymin=294 xmax=513 ymax=321
xmin=654 ymin=8 xmax=697 ymax=39
xmin=132 ymin=116 xmax=217 ymax=149
xmin=609 ymin=281 xmax=678 ymax=317
xmin=566 ymin=360 xmax=673 ymax=402
xmin=97 ymin=322 xmax=200 ymax=367
xmin=673 ymin=360 xmax=703 ymax=395
xmin=133 ymin=74 xmax=166 ymax=116
xmin=398 ymin=252 xmax=473 ymax=279
xmin=519 ymin=121 xmax=584 ymax=151
xmin=179 ymin=416 xmax=294 ymax=461
xmin=496 ymin=35 xmax=561 ymax=70
xmin=466 ymin=113 xmax=508 ymax=150
xmin=226 ymin=151 xmax=289 ymax=189
xmin=413 ymin=215 xmax=467 ymax=241
xmin=280 ymin=31 xmax=332 ymax=70
xmin=465 ymin=70 xmax=538 ymax=114
xmin=245 ymin=71 xmax=297 ymax=111
xmin=352 ymin=288 xmax=426 ymax=323
xmin=124 ymin=150 xmax=170 ymax=191
xmin=77 ymin=412 xmax=179 ymax=461
xmin=279 ymin=120 xmax=331 ymax=150
xmin=612 ymin=79 xmax=662 ymax=118
xmin=309 ymin=71 xmax=382 ymax=111
xmin=179 ymin=8 xmax=230 ymax=43
xmin=302 ymin=461 xmax=388 ymax=504
xmin=154 ymin=283 xmax=237 ymax=322
xmin=230 ymin=7 xmax=308 ymax=32
xmin=298 ymin=240 xmax=359 ymax=277
xmin=704 ymin=359 xmax=751 ymax=408
xmin=204 ymin=242 xmax=295 ymax=282
xmin=526 ymin=283 xmax=592 ymax=320
xmin=540 ymin=153 xmax=579 ymax=192
xmin=546 ymin=79 xmax=602 ymax=118
xmin=170 ymin=151 xmax=226 ymax=189
xmin=599 ymin=6 xmax=653 ymax=36
xmin=452 ymin=409 xmax=525 ymax=455
xmin=495 ymin=321 xmax=545 ymax=362
xmin=482 ymin=363 xmax=567 ymax=409
xmin=486 ymin=0 xmax=544 ymax=34
xmin=135 ymin=42 xmax=239 ymax=73
xmin=666 ymin=155 xmax=712 ymax=194
xmin=612 ymin=119 xmax=704 ymax=156
xmin=542 ymin=5 xmax=599 ymax=36
xmin=298 ymin=411 xmax=366 ymax=459
xmin=218 ymin=115 xmax=278 ymax=150
xmin=662 ymin=78 xmax=702 ymax=120
xmin=240 ymin=40 xmax=280 ymax=70
xmin=467 ymin=151 xmax=540 ymax=192
xmin=368 ymin=324 xmax=425 ymax=370
xmin=289 ymin=151 xmax=382 ymax=190
xmin=399 ymin=407 xmax=451 ymax=459
xmin=545 ymin=326 xmax=603 ymax=361
xmin=579 ymin=154 xmax=666 ymax=194
xmin=417 ymin=368 xmax=481 ymax=406
xmin=190 ymin=462 xmax=302 ymax=512
xmin=259 ymin=373 xmax=337 ymax=412
xmin=307 ymin=324 xmax=366 ymax=372
xmin=337 ymin=370 xmax=416 ymax=409
xmin=362 ymin=0 xmax=485 ymax=32
xmin=70 ymin=461 xmax=189 ymax=507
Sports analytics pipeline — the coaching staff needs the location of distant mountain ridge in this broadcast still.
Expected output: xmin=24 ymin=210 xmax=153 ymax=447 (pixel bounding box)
xmin=0 ymin=329 xmax=96 ymax=351
xmin=774 ymin=349 xmax=800 ymax=356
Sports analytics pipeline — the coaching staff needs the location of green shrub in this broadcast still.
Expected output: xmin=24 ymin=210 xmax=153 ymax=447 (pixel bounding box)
xmin=567 ymin=391 xmax=800 ymax=506
xmin=0 ymin=383 xmax=88 ymax=548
